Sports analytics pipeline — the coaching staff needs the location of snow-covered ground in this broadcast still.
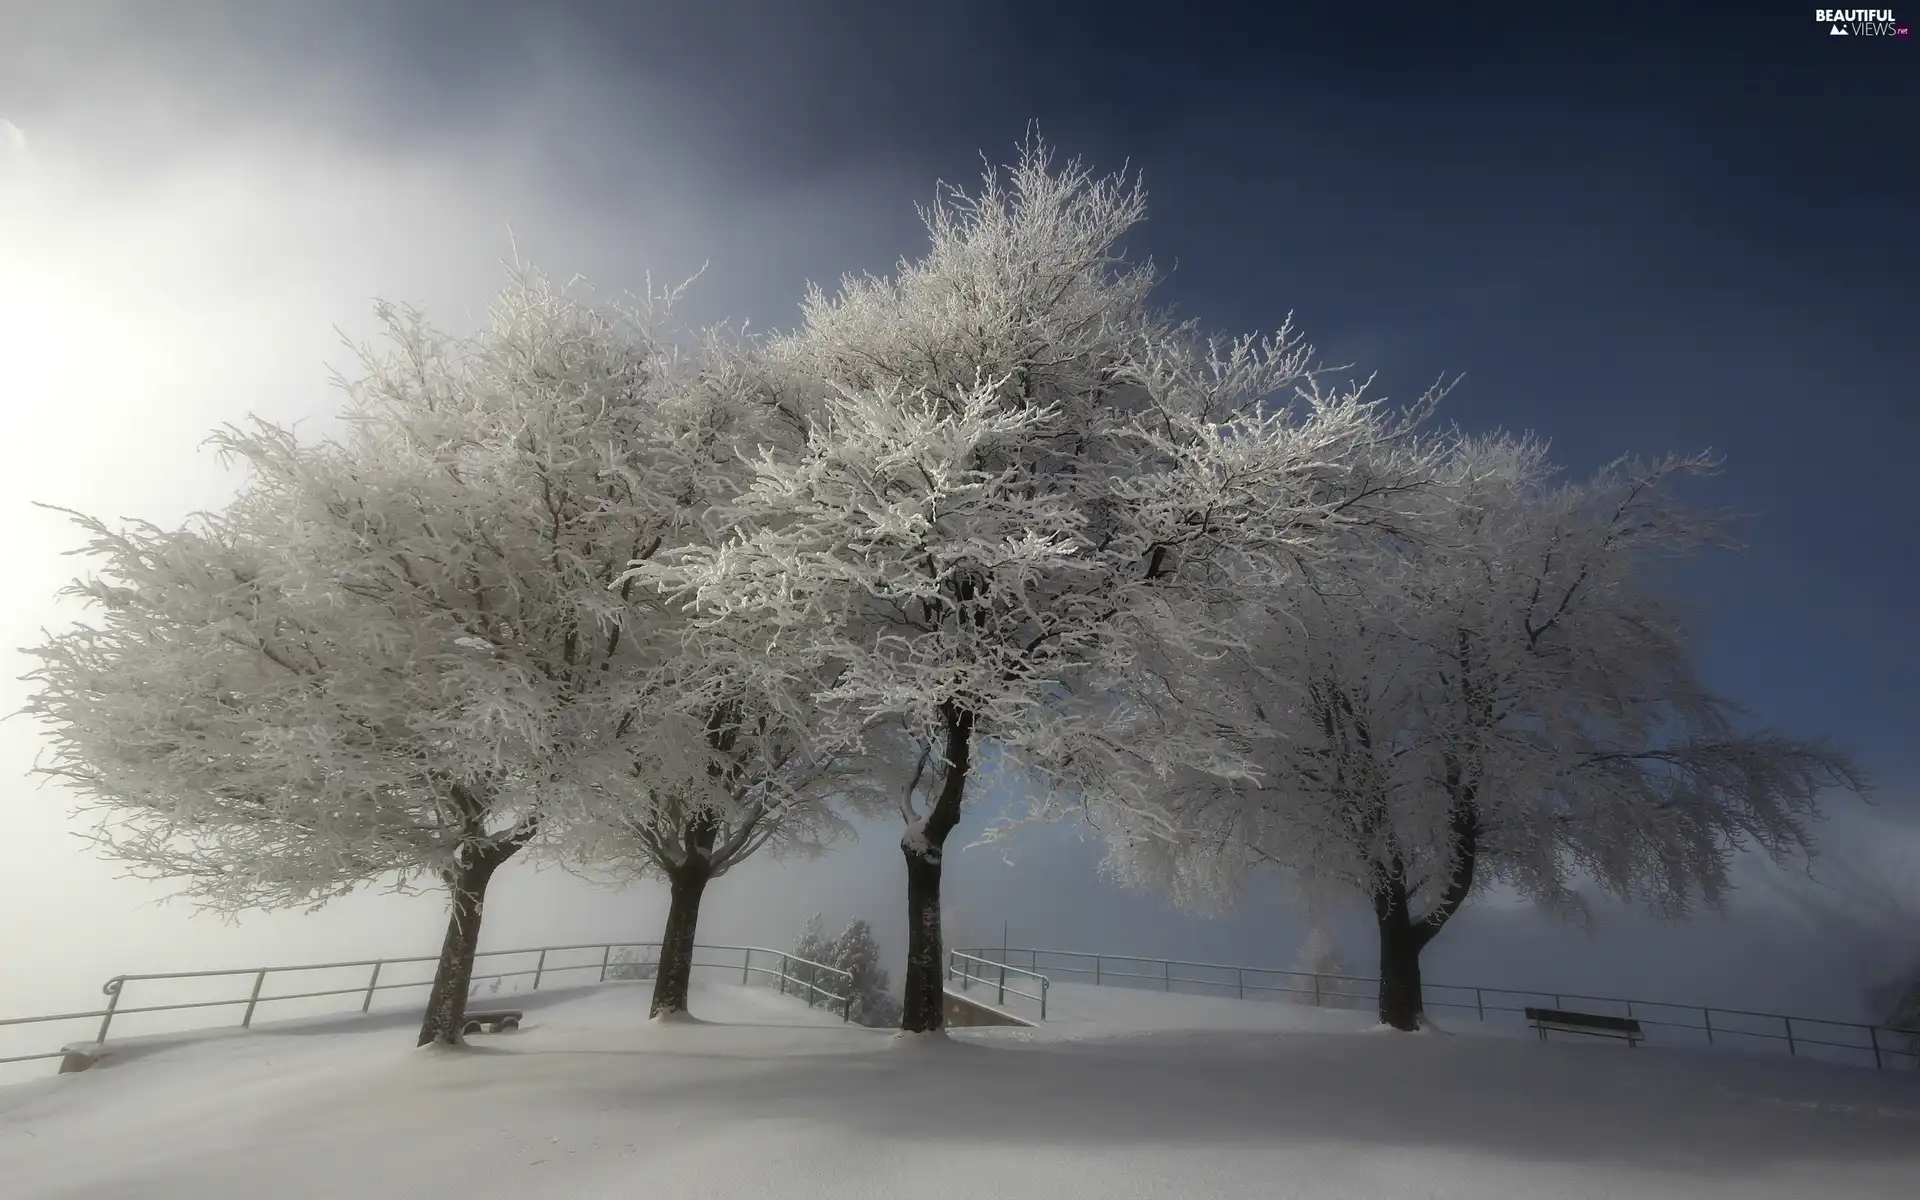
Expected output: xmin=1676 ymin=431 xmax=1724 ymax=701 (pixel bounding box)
xmin=1 ymin=978 xmax=1916 ymax=1199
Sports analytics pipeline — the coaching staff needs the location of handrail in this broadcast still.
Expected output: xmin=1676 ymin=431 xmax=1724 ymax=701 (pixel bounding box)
xmin=0 ymin=940 xmax=853 ymax=1072
xmin=947 ymin=950 xmax=1050 ymax=1020
xmin=958 ymin=946 xmax=1920 ymax=1072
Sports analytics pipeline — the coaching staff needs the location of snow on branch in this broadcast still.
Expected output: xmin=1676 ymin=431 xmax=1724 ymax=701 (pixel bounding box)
xmin=18 ymin=264 xmax=830 ymax=910
xmin=1096 ymin=431 xmax=1866 ymax=926
xmin=613 ymin=137 xmax=1442 ymax=852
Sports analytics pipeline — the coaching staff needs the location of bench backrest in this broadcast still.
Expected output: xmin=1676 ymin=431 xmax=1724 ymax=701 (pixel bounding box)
xmin=1524 ymin=1006 xmax=1641 ymax=1033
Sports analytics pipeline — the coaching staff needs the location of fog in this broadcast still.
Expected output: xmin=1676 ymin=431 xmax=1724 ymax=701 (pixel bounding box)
xmin=2 ymin=4 xmax=1913 ymax=1035
xmin=0 ymin=8 xmax=926 ymax=1018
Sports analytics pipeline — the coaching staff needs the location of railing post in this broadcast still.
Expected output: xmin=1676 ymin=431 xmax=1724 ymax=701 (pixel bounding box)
xmin=61 ymin=948 xmax=1885 ymax=1068
xmin=242 ymin=968 xmax=268 ymax=1029
xmin=1553 ymin=994 xmax=1562 ymax=1009
xmin=97 ymin=979 xmax=124 ymax=1044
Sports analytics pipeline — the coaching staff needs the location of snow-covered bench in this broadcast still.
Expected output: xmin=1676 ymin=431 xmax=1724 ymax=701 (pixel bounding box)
xmin=1525 ymin=1007 xmax=1642 ymax=1047
xmin=461 ymin=1010 xmax=521 ymax=1035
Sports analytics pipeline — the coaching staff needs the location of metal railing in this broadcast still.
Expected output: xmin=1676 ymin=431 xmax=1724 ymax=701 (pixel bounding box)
xmin=947 ymin=950 xmax=1050 ymax=1020
xmin=958 ymin=946 xmax=1920 ymax=1072
xmin=0 ymin=940 xmax=851 ymax=1074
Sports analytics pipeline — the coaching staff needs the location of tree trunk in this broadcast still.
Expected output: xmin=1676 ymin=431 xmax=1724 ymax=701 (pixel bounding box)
xmin=899 ymin=703 xmax=974 ymax=1033
xmin=649 ymin=860 xmax=713 ymax=1018
xmin=900 ymin=840 xmax=947 ymax=1032
xmin=416 ymin=855 xmax=505 ymax=1047
xmin=1375 ymin=882 xmax=1425 ymax=1031
xmin=1372 ymin=799 xmax=1480 ymax=1032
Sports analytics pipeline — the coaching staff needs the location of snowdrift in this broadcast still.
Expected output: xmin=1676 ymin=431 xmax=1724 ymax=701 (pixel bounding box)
xmin=0 ymin=979 xmax=1915 ymax=1199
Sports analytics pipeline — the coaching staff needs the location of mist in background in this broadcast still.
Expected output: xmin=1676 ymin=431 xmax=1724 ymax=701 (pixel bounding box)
xmin=2 ymin=2 xmax=1913 ymax=1028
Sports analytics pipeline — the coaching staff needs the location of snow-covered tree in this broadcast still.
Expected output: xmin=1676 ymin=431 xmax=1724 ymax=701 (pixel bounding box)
xmin=498 ymin=318 xmax=894 ymax=1020
xmin=19 ymin=265 xmax=772 ymax=1044
xmin=1102 ymin=434 xmax=1866 ymax=1030
xmin=556 ymin=672 xmax=894 ymax=1020
xmin=786 ymin=913 xmax=841 ymax=1007
xmin=830 ymin=918 xmax=903 ymax=1027
xmin=623 ymin=139 xmax=1430 ymax=1031
xmin=787 ymin=915 xmax=901 ymax=1027
xmin=793 ymin=913 xmax=835 ymax=966
xmin=20 ymin=472 xmax=551 ymax=1047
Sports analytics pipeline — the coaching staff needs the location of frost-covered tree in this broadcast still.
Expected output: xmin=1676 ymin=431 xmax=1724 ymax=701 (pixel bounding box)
xmin=499 ymin=311 xmax=891 ymax=1021
xmin=559 ymin=682 xmax=889 ymax=1018
xmin=19 ymin=266 xmax=770 ymax=1045
xmin=793 ymin=914 xmax=835 ymax=969
xmin=624 ymin=140 xmax=1428 ymax=1031
xmin=20 ymin=469 xmax=552 ymax=1047
xmin=787 ymin=915 xmax=901 ymax=1027
xmin=1103 ymin=435 xmax=1866 ymax=1030
xmin=786 ymin=914 xmax=843 ymax=1009
xmin=831 ymin=918 xmax=903 ymax=1027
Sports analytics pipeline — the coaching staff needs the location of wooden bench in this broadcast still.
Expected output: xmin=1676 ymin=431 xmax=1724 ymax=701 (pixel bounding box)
xmin=461 ymin=1010 xmax=522 ymax=1036
xmin=1525 ymin=1006 xmax=1642 ymax=1047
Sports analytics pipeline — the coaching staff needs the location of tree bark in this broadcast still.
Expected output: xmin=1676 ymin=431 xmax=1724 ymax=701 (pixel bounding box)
xmin=1372 ymin=799 xmax=1481 ymax=1032
xmin=1374 ymin=879 xmax=1425 ymax=1031
xmin=900 ymin=839 xmax=947 ymax=1032
xmin=416 ymin=854 xmax=507 ymax=1047
xmin=899 ymin=703 xmax=974 ymax=1033
xmin=649 ymin=860 xmax=714 ymax=1018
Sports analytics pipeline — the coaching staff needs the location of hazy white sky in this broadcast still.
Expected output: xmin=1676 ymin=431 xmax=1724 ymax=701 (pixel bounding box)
xmin=0 ymin=3 xmax=1911 ymax=1038
xmin=0 ymin=11 xmax=991 ymax=1021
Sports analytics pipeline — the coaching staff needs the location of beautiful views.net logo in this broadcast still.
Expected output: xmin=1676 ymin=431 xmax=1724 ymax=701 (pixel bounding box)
xmin=1816 ymin=8 xmax=1911 ymax=35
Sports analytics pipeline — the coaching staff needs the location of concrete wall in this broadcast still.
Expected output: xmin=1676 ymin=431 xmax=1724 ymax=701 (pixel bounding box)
xmin=942 ymin=990 xmax=1033 ymax=1028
